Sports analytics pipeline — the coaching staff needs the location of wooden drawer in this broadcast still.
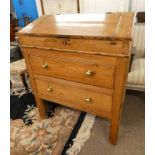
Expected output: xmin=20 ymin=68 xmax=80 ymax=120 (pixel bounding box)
xmin=35 ymin=76 xmax=113 ymax=118
xmin=26 ymin=48 xmax=116 ymax=89
xmin=20 ymin=36 xmax=129 ymax=55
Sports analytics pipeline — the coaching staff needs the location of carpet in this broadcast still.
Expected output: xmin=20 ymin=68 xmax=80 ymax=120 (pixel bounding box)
xmin=10 ymin=71 xmax=96 ymax=155
xmin=78 ymin=90 xmax=145 ymax=155
xmin=10 ymin=71 xmax=144 ymax=155
xmin=10 ymin=93 xmax=95 ymax=155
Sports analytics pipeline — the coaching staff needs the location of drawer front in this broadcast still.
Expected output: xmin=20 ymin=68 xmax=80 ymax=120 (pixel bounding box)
xmin=35 ymin=76 xmax=113 ymax=118
xmin=20 ymin=36 xmax=129 ymax=55
xmin=27 ymin=48 xmax=116 ymax=89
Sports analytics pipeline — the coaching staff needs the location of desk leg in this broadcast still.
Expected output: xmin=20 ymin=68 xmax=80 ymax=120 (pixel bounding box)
xmin=109 ymin=58 xmax=128 ymax=145
xmin=21 ymin=49 xmax=46 ymax=118
xmin=35 ymin=96 xmax=46 ymax=119
xmin=109 ymin=110 xmax=121 ymax=145
xmin=20 ymin=73 xmax=29 ymax=93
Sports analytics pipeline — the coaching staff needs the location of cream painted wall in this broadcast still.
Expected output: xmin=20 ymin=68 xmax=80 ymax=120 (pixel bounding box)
xmin=131 ymin=0 xmax=145 ymax=11
xmin=35 ymin=0 xmax=145 ymax=16
xmin=79 ymin=0 xmax=129 ymax=13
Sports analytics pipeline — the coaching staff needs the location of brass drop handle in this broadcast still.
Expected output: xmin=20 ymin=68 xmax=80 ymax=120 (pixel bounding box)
xmin=47 ymin=86 xmax=53 ymax=92
xmin=85 ymin=98 xmax=92 ymax=102
xmin=85 ymin=70 xmax=93 ymax=76
xmin=42 ymin=63 xmax=48 ymax=69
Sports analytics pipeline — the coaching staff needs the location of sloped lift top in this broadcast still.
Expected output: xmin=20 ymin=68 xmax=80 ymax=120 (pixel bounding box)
xmin=17 ymin=12 xmax=135 ymax=41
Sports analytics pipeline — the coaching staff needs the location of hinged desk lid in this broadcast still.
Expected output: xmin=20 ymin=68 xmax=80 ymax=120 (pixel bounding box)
xmin=17 ymin=12 xmax=135 ymax=41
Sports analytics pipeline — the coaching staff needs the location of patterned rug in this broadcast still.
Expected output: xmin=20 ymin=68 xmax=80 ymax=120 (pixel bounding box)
xmin=10 ymin=61 xmax=96 ymax=155
xmin=10 ymin=93 xmax=82 ymax=155
xmin=10 ymin=93 xmax=95 ymax=155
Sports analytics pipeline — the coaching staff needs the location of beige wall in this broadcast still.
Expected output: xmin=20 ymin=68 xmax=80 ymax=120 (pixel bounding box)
xmin=35 ymin=0 xmax=145 ymax=16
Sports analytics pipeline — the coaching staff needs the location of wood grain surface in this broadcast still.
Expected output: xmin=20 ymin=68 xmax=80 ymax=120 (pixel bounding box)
xmin=18 ymin=12 xmax=134 ymax=144
xmin=17 ymin=13 xmax=134 ymax=40
xmin=25 ymin=48 xmax=116 ymax=88
xmin=35 ymin=75 xmax=113 ymax=118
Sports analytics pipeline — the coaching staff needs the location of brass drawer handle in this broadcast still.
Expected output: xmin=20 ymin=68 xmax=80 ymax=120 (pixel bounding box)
xmin=85 ymin=98 xmax=92 ymax=102
xmin=47 ymin=86 xmax=53 ymax=92
xmin=42 ymin=63 xmax=48 ymax=69
xmin=85 ymin=70 xmax=93 ymax=76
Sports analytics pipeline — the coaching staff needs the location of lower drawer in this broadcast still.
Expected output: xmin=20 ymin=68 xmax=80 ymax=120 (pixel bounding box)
xmin=34 ymin=76 xmax=113 ymax=118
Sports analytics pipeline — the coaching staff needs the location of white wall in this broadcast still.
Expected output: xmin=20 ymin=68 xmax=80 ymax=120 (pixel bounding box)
xmin=35 ymin=0 xmax=145 ymax=16
xmin=80 ymin=0 xmax=129 ymax=13
xmin=79 ymin=0 xmax=145 ymax=13
xmin=131 ymin=0 xmax=145 ymax=11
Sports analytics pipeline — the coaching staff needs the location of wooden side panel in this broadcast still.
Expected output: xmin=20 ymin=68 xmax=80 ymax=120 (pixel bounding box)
xmin=109 ymin=57 xmax=129 ymax=144
xmin=19 ymin=45 xmax=47 ymax=118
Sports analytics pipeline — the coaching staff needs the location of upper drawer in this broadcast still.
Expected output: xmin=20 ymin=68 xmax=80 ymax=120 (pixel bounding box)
xmin=19 ymin=36 xmax=129 ymax=55
xmin=25 ymin=48 xmax=116 ymax=89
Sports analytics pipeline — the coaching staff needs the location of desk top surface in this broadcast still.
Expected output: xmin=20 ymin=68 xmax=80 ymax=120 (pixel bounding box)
xmin=17 ymin=12 xmax=135 ymax=41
